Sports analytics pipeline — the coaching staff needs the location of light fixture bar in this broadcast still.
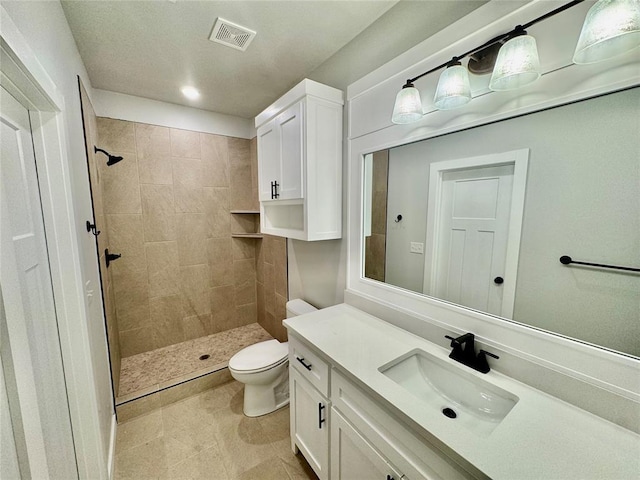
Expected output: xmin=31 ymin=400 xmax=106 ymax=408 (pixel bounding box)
xmin=403 ymin=0 xmax=586 ymax=87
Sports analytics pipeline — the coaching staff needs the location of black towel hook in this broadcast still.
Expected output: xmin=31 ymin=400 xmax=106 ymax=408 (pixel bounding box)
xmin=86 ymin=220 xmax=100 ymax=236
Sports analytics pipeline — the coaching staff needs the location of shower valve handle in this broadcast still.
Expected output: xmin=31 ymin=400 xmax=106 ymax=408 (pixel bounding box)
xmin=105 ymin=249 xmax=122 ymax=268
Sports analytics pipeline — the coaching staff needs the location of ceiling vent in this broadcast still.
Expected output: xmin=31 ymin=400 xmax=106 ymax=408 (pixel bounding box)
xmin=209 ymin=18 xmax=256 ymax=52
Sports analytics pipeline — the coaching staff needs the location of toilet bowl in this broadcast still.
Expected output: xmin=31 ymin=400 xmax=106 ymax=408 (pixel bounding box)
xmin=228 ymin=299 xmax=317 ymax=417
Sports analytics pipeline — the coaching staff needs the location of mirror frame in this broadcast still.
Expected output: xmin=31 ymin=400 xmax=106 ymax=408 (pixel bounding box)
xmin=345 ymin=1 xmax=640 ymax=399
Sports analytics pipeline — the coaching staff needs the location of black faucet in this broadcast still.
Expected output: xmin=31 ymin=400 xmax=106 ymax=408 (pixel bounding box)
xmin=444 ymin=333 xmax=499 ymax=374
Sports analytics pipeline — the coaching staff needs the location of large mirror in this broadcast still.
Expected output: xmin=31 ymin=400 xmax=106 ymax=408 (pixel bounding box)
xmin=363 ymin=87 xmax=639 ymax=357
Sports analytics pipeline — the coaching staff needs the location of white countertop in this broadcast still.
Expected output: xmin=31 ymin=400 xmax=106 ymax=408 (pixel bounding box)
xmin=284 ymin=303 xmax=640 ymax=480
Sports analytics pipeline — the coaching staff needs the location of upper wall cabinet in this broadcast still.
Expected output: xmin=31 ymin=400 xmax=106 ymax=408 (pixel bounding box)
xmin=255 ymin=79 xmax=343 ymax=241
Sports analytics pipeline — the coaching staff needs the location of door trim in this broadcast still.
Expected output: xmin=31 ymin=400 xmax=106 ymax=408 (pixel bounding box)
xmin=1 ymin=6 xmax=111 ymax=479
xmin=423 ymin=149 xmax=529 ymax=318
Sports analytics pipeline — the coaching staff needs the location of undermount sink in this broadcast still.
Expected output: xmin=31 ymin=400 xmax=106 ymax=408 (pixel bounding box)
xmin=379 ymin=349 xmax=519 ymax=436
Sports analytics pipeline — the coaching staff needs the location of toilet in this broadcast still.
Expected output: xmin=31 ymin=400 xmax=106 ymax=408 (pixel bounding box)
xmin=228 ymin=299 xmax=317 ymax=417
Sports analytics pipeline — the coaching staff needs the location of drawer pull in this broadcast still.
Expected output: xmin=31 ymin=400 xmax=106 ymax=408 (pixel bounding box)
xmin=318 ymin=403 xmax=326 ymax=429
xmin=296 ymin=356 xmax=312 ymax=371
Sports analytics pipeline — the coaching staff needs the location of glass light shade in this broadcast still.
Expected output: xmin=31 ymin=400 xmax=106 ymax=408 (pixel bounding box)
xmin=489 ymin=35 xmax=541 ymax=91
xmin=433 ymin=65 xmax=472 ymax=110
xmin=391 ymin=85 xmax=423 ymax=124
xmin=573 ymin=0 xmax=640 ymax=64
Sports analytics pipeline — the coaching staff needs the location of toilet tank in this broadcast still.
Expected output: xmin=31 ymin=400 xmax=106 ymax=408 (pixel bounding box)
xmin=286 ymin=299 xmax=317 ymax=318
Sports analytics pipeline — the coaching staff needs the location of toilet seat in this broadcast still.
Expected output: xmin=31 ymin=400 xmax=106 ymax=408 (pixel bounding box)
xmin=228 ymin=339 xmax=288 ymax=374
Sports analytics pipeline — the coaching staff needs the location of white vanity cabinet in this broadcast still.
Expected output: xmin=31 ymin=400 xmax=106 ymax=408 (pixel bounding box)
xmin=255 ymin=78 xmax=343 ymax=241
xmin=289 ymin=337 xmax=331 ymax=479
xmin=288 ymin=335 xmax=477 ymax=480
xmin=331 ymin=410 xmax=403 ymax=480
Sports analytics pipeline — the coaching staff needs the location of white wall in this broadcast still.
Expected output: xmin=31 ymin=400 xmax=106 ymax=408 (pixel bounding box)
xmin=0 ymin=0 xmax=113 ymax=475
xmin=379 ymin=88 xmax=640 ymax=356
xmin=93 ymin=89 xmax=255 ymax=139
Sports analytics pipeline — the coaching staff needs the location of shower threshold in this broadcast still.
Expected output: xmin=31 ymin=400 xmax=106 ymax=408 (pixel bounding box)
xmin=116 ymin=323 xmax=272 ymax=405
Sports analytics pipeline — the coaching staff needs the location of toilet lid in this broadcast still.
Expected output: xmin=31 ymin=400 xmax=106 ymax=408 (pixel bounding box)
xmin=228 ymin=340 xmax=288 ymax=372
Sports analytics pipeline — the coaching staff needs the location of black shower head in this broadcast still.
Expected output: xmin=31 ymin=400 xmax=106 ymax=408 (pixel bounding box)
xmin=106 ymin=155 xmax=123 ymax=166
xmin=94 ymin=146 xmax=123 ymax=166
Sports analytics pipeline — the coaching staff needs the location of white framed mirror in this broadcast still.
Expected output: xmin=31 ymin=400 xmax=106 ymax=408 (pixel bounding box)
xmin=361 ymin=88 xmax=639 ymax=357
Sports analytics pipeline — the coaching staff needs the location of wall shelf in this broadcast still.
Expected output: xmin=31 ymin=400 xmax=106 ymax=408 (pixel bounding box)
xmin=230 ymin=210 xmax=260 ymax=214
xmin=231 ymin=233 xmax=263 ymax=239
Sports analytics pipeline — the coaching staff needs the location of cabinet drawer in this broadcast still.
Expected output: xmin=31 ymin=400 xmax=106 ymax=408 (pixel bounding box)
xmin=289 ymin=336 xmax=329 ymax=397
xmin=332 ymin=370 xmax=484 ymax=480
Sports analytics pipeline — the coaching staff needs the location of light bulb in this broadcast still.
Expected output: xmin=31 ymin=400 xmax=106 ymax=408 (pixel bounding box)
xmin=181 ymin=86 xmax=200 ymax=100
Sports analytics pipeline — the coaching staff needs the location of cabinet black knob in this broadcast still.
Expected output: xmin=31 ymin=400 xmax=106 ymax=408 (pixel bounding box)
xmin=494 ymin=276 xmax=504 ymax=285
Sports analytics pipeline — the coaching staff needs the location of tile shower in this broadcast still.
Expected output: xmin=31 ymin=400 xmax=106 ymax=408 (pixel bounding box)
xmin=80 ymin=86 xmax=289 ymax=416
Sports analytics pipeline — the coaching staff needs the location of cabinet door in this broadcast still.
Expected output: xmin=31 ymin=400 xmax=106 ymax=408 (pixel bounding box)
xmin=291 ymin=369 xmax=329 ymax=480
xmin=331 ymin=409 xmax=403 ymax=480
xmin=257 ymin=119 xmax=280 ymax=201
xmin=278 ymin=101 xmax=304 ymax=200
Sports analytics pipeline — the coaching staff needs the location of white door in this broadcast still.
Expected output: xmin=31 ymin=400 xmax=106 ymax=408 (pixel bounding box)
xmin=278 ymin=101 xmax=303 ymax=200
xmin=331 ymin=410 xmax=403 ymax=480
xmin=433 ymin=164 xmax=513 ymax=315
xmin=0 ymin=86 xmax=78 ymax=478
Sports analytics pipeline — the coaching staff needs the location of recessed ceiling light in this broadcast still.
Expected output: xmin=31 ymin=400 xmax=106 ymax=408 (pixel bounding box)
xmin=181 ymin=86 xmax=200 ymax=100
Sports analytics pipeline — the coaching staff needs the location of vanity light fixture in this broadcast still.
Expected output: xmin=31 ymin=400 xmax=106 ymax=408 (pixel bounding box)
xmin=391 ymin=0 xmax=640 ymax=124
xmin=573 ymin=0 xmax=640 ymax=64
xmin=181 ymin=86 xmax=200 ymax=100
xmin=434 ymin=59 xmax=472 ymax=110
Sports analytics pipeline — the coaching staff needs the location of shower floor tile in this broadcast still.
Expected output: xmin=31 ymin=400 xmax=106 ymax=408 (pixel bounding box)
xmin=118 ymin=323 xmax=273 ymax=402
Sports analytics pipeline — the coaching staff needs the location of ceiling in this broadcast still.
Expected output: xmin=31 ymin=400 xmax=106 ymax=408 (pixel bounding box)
xmin=61 ymin=1 xmax=485 ymax=119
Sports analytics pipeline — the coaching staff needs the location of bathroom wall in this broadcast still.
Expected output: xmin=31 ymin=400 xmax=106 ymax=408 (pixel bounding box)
xmin=80 ymin=81 xmax=121 ymax=395
xmin=364 ymin=149 xmax=388 ymax=282
xmin=96 ymin=117 xmax=263 ymax=357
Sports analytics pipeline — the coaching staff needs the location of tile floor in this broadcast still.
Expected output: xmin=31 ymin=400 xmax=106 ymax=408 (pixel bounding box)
xmin=114 ymin=380 xmax=318 ymax=480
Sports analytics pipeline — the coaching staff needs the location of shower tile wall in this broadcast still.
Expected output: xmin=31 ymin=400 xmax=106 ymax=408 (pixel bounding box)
xmin=79 ymin=83 xmax=121 ymax=394
xmin=96 ymin=118 xmax=266 ymax=357
xmin=365 ymin=149 xmax=389 ymax=282
xmin=256 ymin=234 xmax=288 ymax=342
